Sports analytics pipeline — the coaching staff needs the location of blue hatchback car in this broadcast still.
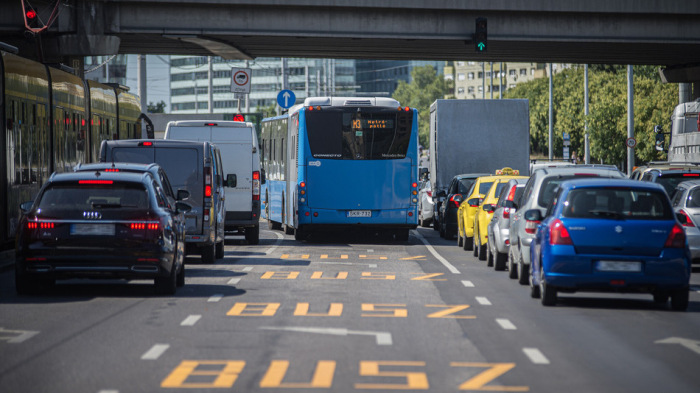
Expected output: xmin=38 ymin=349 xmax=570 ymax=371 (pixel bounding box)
xmin=527 ymin=178 xmax=691 ymax=310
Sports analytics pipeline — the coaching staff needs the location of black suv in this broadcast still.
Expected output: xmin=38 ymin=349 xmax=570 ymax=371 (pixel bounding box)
xmin=636 ymin=163 xmax=700 ymax=195
xmin=437 ymin=173 xmax=488 ymax=239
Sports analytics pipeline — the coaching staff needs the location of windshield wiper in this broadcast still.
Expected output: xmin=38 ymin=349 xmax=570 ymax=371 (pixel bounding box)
xmin=590 ymin=209 xmax=624 ymax=219
xmin=91 ymin=203 xmax=122 ymax=208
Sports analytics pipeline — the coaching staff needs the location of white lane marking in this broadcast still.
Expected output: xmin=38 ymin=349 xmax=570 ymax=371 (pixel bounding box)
xmin=208 ymin=294 xmax=224 ymax=302
xmin=656 ymin=337 xmax=700 ymax=355
xmin=227 ymin=277 xmax=242 ymax=285
xmin=476 ymin=297 xmax=492 ymax=305
xmin=367 ymin=249 xmax=374 ymax=253
xmin=496 ymin=318 xmax=517 ymax=330
xmin=413 ymin=231 xmax=461 ymax=274
xmin=1 ymin=328 xmax=40 ymax=344
xmin=98 ymin=390 xmax=119 ymax=393
xmin=261 ymin=326 xmax=393 ymax=346
xmin=523 ymin=348 xmax=550 ymax=364
xmin=141 ymin=344 xmax=170 ymax=360
xmin=181 ymin=315 xmax=202 ymax=326
xmin=242 ymin=266 xmax=253 ymax=272
xmin=264 ymin=230 xmax=284 ymax=255
xmin=462 ymin=280 xmax=475 ymax=287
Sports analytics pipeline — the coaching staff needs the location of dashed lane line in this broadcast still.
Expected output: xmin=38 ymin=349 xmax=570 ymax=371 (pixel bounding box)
xmin=496 ymin=318 xmax=517 ymax=330
xmin=523 ymin=348 xmax=550 ymax=364
xmin=462 ymin=280 xmax=475 ymax=287
xmin=264 ymin=230 xmax=284 ymax=255
xmin=181 ymin=315 xmax=202 ymax=326
xmin=476 ymin=297 xmax=492 ymax=306
xmin=413 ymin=231 xmax=461 ymax=274
xmin=141 ymin=344 xmax=170 ymax=360
xmin=208 ymin=294 xmax=224 ymax=302
xmin=227 ymin=277 xmax=242 ymax=285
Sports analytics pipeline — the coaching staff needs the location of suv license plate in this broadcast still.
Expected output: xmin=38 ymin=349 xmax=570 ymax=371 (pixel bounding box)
xmin=596 ymin=261 xmax=642 ymax=272
xmin=71 ymin=224 xmax=115 ymax=236
xmin=347 ymin=210 xmax=371 ymax=218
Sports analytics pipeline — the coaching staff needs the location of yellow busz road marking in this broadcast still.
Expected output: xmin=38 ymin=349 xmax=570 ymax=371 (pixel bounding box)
xmin=226 ymin=303 xmax=474 ymax=319
xmin=161 ymin=360 xmax=529 ymax=390
xmin=258 ymin=271 xmax=448 ymax=281
xmin=400 ymin=255 xmax=427 ymax=260
xmin=411 ymin=272 xmax=447 ymax=281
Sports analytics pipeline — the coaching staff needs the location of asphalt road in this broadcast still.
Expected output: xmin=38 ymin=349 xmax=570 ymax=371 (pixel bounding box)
xmin=1 ymin=226 xmax=699 ymax=392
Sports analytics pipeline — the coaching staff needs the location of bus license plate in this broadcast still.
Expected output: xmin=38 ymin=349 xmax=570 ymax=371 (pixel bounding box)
xmin=596 ymin=261 xmax=642 ymax=272
xmin=347 ymin=210 xmax=371 ymax=218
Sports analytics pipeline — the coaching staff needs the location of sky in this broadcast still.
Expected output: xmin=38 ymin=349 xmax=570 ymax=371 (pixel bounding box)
xmin=124 ymin=54 xmax=171 ymax=109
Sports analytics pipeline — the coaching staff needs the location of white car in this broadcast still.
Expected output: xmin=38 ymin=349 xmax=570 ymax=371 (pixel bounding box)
xmin=418 ymin=179 xmax=434 ymax=227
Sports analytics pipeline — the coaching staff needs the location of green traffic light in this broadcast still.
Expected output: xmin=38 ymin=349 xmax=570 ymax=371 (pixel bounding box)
xmin=477 ymin=42 xmax=485 ymax=51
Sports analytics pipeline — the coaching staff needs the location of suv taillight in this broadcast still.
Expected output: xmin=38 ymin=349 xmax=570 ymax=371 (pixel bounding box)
xmin=525 ymin=217 xmax=540 ymax=234
xmin=503 ymin=207 xmax=511 ymax=219
xmin=252 ymin=171 xmax=260 ymax=201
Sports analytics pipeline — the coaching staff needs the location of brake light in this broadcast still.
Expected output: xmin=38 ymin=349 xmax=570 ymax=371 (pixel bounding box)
xmin=204 ymin=123 xmax=218 ymax=126
xmin=683 ymin=173 xmax=700 ymax=177
xmin=79 ymin=180 xmax=113 ymax=185
xmin=252 ymin=171 xmax=260 ymax=201
xmin=549 ymin=219 xmax=572 ymax=245
xmin=427 ymin=190 xmax=432 ymax=197
xmin=664 ymin=224 xmax=686 ymax=248
xmin=139 ymin=141 xmax=153 ymax=146
xmin=204 ymin=167 xmax=212 ymax=198
xmin=449 ymin=195 xmax=461 ymax=208
xmin=130 ymin=222 xmax=159 ymax=230
xmin=679 ymin=209 xmax=695 ymax=227
xmin=104 ymin=168 xmax=119 ymax=172
xmin=412 ymin=182 xmax=418 ymax=196
xmin=28 ymin=222 xmax=54 ymax=229
xmin=525 ymin=216 xmax=541 ymax=234
xmin=573 ymin=173 xmax=599 ymax=177
xmin=507 ymin=185 xmax=517 ymax=201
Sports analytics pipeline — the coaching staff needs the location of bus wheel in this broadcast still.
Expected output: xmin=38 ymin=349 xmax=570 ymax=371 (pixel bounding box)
xmin=294 ymin=226 xmax=307 ymax=241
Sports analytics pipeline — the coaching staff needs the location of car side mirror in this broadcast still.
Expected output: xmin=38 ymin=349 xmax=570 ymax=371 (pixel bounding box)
xmin=226 ymin=174 xmax=237 ymax=188
xmin=676 ymin=212 xmax=688 ymax=225
xmin=483 ymin=204 xmax=495 ymax=212
xmin=176 ymin=189 xmax=190 ymax=201
xmin=524 ymin=209 xmax=543 ymax=222
xmin=467 ymin=198 xmax=480 ymax=207
xmin=20 ymin=201 xmax=33 ymax=214
xmin=505 ymin=200 xmax=515 ymax=209
xmin=437 ymin=190 xmax=447 ymax=198
xmin=176 ymin=201 xmax=192 ymax=213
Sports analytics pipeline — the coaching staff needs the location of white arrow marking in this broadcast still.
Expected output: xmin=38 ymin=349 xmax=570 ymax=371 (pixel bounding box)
xmin=655 ymin=337 xmax=700 ymax=355
xmin=261 ymin=326 xmax=392 ymax=345
xmin=0 ymin=327 xmax=39 ymax=343
xmin=283 ymin=92 xmax=291 ymax=107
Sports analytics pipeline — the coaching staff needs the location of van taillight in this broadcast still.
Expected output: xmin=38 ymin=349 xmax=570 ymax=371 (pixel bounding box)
xmin=205 ymin=167 xmax=212 ymax=198
xmin=252 ymin=171 xmax=260 ymax=201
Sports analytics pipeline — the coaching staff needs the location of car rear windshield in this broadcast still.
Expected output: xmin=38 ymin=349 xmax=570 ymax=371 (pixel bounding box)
xmin=111 ymin=147 xmax=199 ymax=188
xmin=656 ymin=173 xmax=700 ymax=196
xmin=687 ymin=188 xmax=700 ymax=207
xmin=538 ymin=175 xmax=600 ymax=207
xmin=38 ymin=182 xmax=149 ymax=212
xmin=562 ymin=188 xmax=672 ymax=220
xmin=306 ymin=107 xmax=412 ymax=160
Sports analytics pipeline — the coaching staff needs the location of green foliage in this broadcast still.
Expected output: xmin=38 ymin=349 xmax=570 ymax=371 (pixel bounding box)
xmin=392 ymin=65 xmax=452 ymax=148
xmin=147 ymin=100 xmax=167 ymax=113
xmin=504 ymin=66 xmax=677 ymax=167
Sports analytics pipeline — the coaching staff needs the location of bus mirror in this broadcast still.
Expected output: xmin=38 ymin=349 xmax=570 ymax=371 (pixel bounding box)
xmin=226 ymin=174 xmax=237 ymax=188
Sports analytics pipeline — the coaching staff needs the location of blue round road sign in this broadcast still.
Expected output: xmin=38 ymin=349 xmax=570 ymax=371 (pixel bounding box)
xmin=277 ymin=90 xmax=296 ymax=109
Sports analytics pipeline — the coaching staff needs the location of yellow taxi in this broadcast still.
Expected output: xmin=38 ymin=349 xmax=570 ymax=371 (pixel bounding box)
xmin=457 ymin=168 xmax=526 ymax=254
xmin=473 ymin=172 xmax=528 ymax=261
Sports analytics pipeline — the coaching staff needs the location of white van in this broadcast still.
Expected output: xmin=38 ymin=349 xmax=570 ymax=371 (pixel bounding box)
xmin=164 ymin=120 xmax=262 ymax=244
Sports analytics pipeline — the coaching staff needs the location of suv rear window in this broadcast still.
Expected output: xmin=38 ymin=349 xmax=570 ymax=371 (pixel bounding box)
xmin=655 ymin=173 xmax=700 ymax=196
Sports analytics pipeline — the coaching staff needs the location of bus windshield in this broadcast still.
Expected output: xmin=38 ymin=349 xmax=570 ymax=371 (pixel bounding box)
xmin=306 ymin=108 xmax=412 ymax=160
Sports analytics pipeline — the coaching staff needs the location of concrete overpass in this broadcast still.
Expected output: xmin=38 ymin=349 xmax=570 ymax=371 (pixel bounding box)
xmin=1 ymin=0 xmax=700 ymax=81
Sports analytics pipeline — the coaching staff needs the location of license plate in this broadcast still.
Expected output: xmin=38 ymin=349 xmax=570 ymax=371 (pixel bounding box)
xmin=596 ymin=260 xmax=642 ymax=272
xmin=347 ymin=210 xmax=371 ymax=218
xmin=70 ymin=224 xmax=115 ymax=236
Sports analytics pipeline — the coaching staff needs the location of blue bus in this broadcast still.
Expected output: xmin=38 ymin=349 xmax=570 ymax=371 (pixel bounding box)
xmin=260 ymin=97 xmax=419 ymax=241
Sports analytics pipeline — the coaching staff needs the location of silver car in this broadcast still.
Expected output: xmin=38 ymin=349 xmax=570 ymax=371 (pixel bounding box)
xmin=509 ymin=165 xmax=626 ymax=285
xmin=487 ymin=178 xmax=528 ymax=271
xmin=670 ymin=179 xmax=700 ymax=264
xmin=418 ymin=179 xmax=434 ymax=227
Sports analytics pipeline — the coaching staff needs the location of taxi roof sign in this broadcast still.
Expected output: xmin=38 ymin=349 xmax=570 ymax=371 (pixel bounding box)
xmin=495 ymin=167 xmax=519 ymax=175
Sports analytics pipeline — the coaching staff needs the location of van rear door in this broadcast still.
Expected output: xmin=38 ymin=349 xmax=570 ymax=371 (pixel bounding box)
xmin=212 ymin=126 xmax=254 ymax=213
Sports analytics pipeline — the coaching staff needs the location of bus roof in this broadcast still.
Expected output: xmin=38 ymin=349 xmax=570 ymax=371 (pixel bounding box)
xmin=303 ymin=96 xmax=401 ymax=108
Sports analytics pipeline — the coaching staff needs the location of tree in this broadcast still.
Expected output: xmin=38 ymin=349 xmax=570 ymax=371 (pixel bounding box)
xmin=392 ymin=65 xmax=452 ymax=148
xmin=504 ymin=65 xmax=676 ymax=167
xmin=148 ymin=100 xmax=167 ymax=113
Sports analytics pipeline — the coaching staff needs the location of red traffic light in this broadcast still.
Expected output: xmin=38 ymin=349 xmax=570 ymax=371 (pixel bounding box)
xmin=26 ymin=10 xmax=37 ymax=19
xmin=233 ymin=114 xmax=245 ymax=122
